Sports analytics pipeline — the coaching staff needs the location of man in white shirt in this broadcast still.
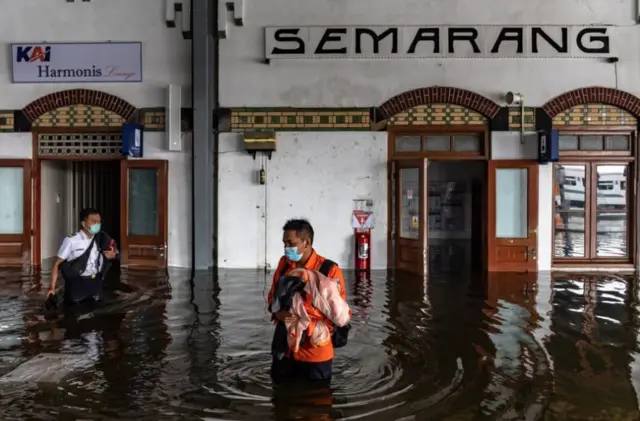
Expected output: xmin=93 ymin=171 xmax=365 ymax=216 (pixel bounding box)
xmin=48 ymin=207 xmax=118 ymax=305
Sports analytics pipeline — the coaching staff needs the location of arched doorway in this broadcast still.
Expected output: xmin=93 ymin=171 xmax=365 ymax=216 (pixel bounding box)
xmin=381 ymin=86 xmax=499 ymax=275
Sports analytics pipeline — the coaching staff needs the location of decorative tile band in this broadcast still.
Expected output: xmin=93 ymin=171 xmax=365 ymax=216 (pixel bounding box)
xmin=508 ymin=107 xmax=536 ymax=131
xmin=140 ymin=108 xmax=166 ymax=131
xmin=32 ymin=105 xmax=125 ymax=128
xmin=230 ymin=108 xmax=370 ymax=131
xmin=552 ymin=104 xmax=637 ymax=126
xmin=388 ymin=104 xmax=487 ymax=126
xmin=0 ymin=111 xmax=14 ymax=132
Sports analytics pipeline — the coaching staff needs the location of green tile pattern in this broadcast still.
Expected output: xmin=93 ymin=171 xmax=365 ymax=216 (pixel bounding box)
xmin=388 ymin=104 xmax=487 ymax=126
xmin=230 ymin=108 xmax=370 ymax=131
xmin=508 ymin=107 xmax=536 ymax=131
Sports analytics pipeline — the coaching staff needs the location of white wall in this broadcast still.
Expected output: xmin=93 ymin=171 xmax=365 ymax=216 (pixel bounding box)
xmin=40 ymin=161 xmax=69 ymax=261
xmin=0 ymin=0 xmax=190 ymax=108
xmin=219 ymin=0 xmax=639 ymax=108
xmin=218 ymin=132 xmax=387 ymax=269
xmin=491 ymin=132 xmax=552 ymax=271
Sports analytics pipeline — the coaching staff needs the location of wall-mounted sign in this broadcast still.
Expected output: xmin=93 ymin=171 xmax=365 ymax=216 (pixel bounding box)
xmin=265 ymin=25 xmax=612 ymax=59
xmin=122 ymin=123 xmax=143 ymax=157
xmin=11 ymin=42 xmax=142 ymax=83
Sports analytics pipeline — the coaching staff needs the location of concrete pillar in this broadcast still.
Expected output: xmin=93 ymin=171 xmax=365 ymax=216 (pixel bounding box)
xmin=191 ymin=0 xmax=216 ymax=270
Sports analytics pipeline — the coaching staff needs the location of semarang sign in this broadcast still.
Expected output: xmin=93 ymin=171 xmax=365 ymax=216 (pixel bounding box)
xmin=265 ymin=25 xmax=613 ymax=59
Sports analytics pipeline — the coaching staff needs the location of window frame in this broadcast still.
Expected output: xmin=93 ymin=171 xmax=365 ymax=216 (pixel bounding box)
xmin=389 ymin=125 xmax=489 ymax=160
xmin=553 ymin=127 xmax=636 ymax=265
xmin=557 ymin=128 xmax=634 ymax=158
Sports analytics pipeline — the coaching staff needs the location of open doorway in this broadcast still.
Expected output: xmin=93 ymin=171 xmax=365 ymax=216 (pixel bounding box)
xmin=38 ymin=159 xmax=121 ymax=266
xmin=427 ymin=161 xmax=486 ymax=274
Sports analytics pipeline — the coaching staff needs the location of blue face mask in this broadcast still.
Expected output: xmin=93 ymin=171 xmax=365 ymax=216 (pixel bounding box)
xmin=89 ymin=223 xmax=101 ymax=235
xmin=285 ymin=246 xmax=303 ymax=262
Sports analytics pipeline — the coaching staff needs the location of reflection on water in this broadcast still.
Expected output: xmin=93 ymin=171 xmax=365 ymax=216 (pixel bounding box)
xmin=0 ymin=267 xmax=639 ymax=420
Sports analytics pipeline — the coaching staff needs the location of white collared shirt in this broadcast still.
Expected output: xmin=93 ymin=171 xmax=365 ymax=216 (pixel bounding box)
xmin=57 ymin=230 xmax=103 ymax=276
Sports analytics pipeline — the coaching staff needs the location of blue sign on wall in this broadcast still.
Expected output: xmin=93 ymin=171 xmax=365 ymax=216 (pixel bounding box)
xmin=122 ymin=123 xmax=143 ymax=157
xmin=538 ymin=128 xmax=559 ymax=164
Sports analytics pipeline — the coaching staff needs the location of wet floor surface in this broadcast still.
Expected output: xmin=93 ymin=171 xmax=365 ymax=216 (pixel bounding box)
xmin=0 ymin=268 xmax=639 ymax=420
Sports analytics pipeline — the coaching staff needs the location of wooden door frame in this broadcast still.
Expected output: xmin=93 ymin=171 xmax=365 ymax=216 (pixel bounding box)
xmin=391 ymin=158 xmax=429 ymax=275
xmin=0 ymin=159 xmax=32 ymax=266
xmin=32 ymin=127 xmax=124 ymax=267
xmin=120 ymin=159 xmax=169 ymax=268
xmin=487 ymin=160 xmax=539 ymax=272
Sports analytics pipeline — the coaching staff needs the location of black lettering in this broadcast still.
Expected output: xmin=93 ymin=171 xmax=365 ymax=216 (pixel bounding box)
xmin=407 ymin=28 xmax=440 ymax=54
xmin=271 ymin=28 xmax=304 ymax=55
xmin=491 ymin=28 xmax=524 ymax=53
xmin=532 ymin=27 xmax=568 ymax=53
xmin=315 ymin=28 xmax=347 ymax=54
xmin=37 ymin=65 xmax=50 ymax=78
xmin=94 ymin=67 xmax=102 ymax=77
xmin=355 ymin=28 xmax=398 ymax=54
xmin=577 ymin=28 xmax=609 ymax=54
xmin=448 ymin=28 xmax=480 ymax=54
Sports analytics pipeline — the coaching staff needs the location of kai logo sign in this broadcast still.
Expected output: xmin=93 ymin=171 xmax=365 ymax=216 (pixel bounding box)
xmin=16 ymin=45 xmax=51 ymax=62
xmin=11 ymin=42 xmax=143 ymax=83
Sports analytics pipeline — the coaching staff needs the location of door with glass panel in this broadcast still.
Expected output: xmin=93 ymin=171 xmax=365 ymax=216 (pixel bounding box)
xmin=488 ymin=161 xmax=538 ymax=272
xmin=120 ymin=160 xmax=168 ymax=268
xmin=0 ymin=160 xmax=31 ymax=266
xmin=392 ymin=158 xmax=428 ymax=275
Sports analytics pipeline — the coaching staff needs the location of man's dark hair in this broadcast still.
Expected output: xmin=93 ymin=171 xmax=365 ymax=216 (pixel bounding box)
xmin=283 ymin=219 xmax=314 ymax=245
xmin=79 ymin=207 xmax=100 ymax=223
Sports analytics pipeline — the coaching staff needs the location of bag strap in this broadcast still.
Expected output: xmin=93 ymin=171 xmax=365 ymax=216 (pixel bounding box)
xmin=318 ymin=259 xmax=336 ymax=276
xmin=279 ymin=259 xmax=336 ymax=278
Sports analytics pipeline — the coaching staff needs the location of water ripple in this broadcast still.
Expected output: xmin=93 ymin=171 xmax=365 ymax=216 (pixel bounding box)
xmin=0 ymin=268 xmax=638 ymax=419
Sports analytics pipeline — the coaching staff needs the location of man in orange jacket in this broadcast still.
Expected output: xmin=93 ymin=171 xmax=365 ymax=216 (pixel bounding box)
xmin=268 ymin=219 xmax=347 ymax=383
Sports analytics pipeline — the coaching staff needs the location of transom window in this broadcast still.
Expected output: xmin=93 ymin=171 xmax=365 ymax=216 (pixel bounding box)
xmin=558 ymin=133 xmax=632 ymax=155
xmin=394 ymin=133 xmax=484 ymax=155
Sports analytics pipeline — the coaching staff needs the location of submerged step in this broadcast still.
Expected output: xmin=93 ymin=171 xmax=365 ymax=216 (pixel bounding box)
xmin=0 ymin=353 xmax=90 ymax=383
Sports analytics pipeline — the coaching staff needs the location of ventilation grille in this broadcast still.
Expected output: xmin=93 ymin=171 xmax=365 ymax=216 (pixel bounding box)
xmin=38 ymin=133 xmax=122 ymax=157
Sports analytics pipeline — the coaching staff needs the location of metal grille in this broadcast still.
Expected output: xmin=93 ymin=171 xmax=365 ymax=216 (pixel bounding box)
xmin=38 ymin=133 xmax=122 ymax=157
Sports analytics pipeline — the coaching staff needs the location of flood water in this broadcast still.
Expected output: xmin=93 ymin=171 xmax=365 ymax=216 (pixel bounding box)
xmin=1 ymin=267 xmax=639 ymax=420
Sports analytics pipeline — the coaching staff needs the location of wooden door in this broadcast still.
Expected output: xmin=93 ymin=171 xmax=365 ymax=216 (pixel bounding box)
xmin=488 ymin=160 xmax=538 ymax=272
xmin=0 ymin=160 xmax=32 ymax=266
xmin=120 ymin=160 xmax=168 ymax=268
xmin=392 ymin=158 xmax=428 ymax=275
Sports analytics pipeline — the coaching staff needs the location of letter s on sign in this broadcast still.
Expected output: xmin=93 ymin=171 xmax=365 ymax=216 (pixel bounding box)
xmin=271 ymin=29 xmax=305 ymax=55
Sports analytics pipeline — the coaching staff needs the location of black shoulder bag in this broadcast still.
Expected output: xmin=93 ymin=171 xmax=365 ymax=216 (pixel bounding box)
xmin=317 ymin=259 xmax=351 ymax=348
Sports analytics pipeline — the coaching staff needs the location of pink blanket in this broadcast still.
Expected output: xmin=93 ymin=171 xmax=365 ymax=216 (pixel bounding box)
xmin=285 ymin=268 xmax=351 ymax=352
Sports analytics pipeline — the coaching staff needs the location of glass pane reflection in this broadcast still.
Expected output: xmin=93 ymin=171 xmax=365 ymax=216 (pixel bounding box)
xmin=554 ymin=214 xmax=585 ymax=257
xmin=128 ymin=168 xmax=159 ymax=236
xmin=424 ymin=136 xmax=450 ymax=151
xmin=396 ymin=136 xmax=421 ymax=152
xmin=0 ymin=167 xmax=23 ymax=234
xmin=596 ymin=213 xmax=627 ymax=257
xmin=596 ymin=165 xmax=627 ymax=210
xmin=555 ymin=165 xmax=585 ymax=211
xmin=495 ymin=168 xmax=527 ymax=238
xmin=400 ymin=168 xmax=420 ymax=239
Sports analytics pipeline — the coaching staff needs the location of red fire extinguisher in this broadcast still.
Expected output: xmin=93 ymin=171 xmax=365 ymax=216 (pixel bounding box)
xmin=355 ymin=229 xmax=371 ymax=271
